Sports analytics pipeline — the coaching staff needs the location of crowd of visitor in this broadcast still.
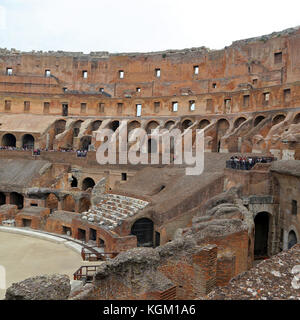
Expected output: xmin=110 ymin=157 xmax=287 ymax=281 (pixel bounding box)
xmin=227 ymin=156 xmax=275 ymax=170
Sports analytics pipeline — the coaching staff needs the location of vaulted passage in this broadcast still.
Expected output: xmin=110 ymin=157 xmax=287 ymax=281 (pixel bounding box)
xmin=254 ymin=212 xmax=269 ymax=258
xmin=131 ymin=218 xmax=154 ymax=247
xmin=82 ymin=178 xmax=95 ymax=191
xmin=22 ymin=134 xmax=35 ymax=149
xmin=46 ymin=193 xmax=59 ymax=213
xmin=288 ymin=230 xmax=297 ymax=249
xmin=2 ymin=134 xmax=16 ymax=147
xmin=10 ymin=192 xmax=24 ymax=209
xmin=0 ymin=192 xmax=6 ymax=205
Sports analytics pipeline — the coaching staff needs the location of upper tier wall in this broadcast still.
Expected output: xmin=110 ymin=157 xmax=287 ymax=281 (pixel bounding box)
xmin=1 ymin=27 xmax=300 ymax=98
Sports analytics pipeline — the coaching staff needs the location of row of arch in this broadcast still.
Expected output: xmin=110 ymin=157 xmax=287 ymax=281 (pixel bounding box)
xmin=1 ymin=134 xmax=35 ymax=149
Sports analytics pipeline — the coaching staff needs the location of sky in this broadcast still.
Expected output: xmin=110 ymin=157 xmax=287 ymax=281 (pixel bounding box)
xmin=0 ymin=0 xmax=299 ymax=54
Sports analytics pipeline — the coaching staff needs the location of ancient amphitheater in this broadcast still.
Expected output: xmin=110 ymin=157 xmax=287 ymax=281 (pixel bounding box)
xmin=0 ymin=26 xmax=300 ymax=300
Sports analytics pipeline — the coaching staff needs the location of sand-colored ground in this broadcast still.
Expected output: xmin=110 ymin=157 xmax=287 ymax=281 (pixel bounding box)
xmin=0 ymin=231 xmax=84 ymax=299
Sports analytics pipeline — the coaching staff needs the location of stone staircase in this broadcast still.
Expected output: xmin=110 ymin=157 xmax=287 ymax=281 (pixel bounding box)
xmin=80 ymin=194 xmax=149 ymax=230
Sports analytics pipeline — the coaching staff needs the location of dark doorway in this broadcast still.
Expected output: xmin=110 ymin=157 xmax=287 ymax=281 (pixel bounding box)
xmin=71 ymin=176 xmax=78 ymax=188
xmin=155 ymin=231 xmax=160 ymax=247
xmin=63 ymin=226 xmax=72 ymax=236
xmin=62 ymin=103 xmax=68 ymax=116
xmin=10 ymin=192 xmax=24 ymax=209
xmin=254 ymin=212 xmax=269 ymax=258
xmin=22 ymin=219 xmax=32 ymax=227
xmin=22 ymin=134 xmax=35 ymax=149
xmin=131 ymin=218 xmax=154 ymax=247
xmin=0 ymin=192 xmax=5 ymax=205
xmin=2 ymin=134 xmax=16 ymax=147
xmin=89 ymin=228 xmax=97 ymax=241
xmin=82 ymin=178 xmax=95 ymax=191
xmin=80 ymin=136 xmax=92 ymax=151
xmin=288 ymin=230 xmax=297 ymax=249
xmin=78 ymin=228 xmax=86 ymax=242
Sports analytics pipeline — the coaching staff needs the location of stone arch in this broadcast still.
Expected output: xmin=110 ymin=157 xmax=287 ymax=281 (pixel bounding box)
xmin=63 ymin=194 xmax=75 ymax=212
xmin=91 ymin=120 xmax=102 ymax=132
xmin=293 ymin=113 xmax=300 ymax=124
xmin=82 ymin=177 xmax=95 ymax=191
xmin=10 ymin=192 xmax=24 ymax=209
xmin=2 ymin=133 xmax=16 ymax=147
xmin=73 ymin=120 xmax=83 ymax=137
xmin=131 ymin=218 xmax=154 ymax=247
xmin=288 ymin=230 xmax=297 ymax=249
xmin=164 ymin=120 xmax=175 ymax=130
xmin=0 ymin=192 xmax=6 ymax=205
xmin=182 ymin=119 xmax=194 ymax=130
xmin=109 ymin=120 xmax=120 ymax=132
xmin=22 ymin=134 xmax=35 ymax=149
xmin=46 ymin=193 xmax=59 ymax=213
xmin=198 ymin=119 xmax=210 ymax=129
xmin=254 ymin=115 xmax=265 ymax=127
xmin=80 ymin=136 xmax=91 ymax=151
xmin=54 ymin=119 xmax=66 ymax=135
xmin=234 ymin=117 xmax=247 ymax=129
xmin=216 ymin=118 xmax=230 ymax=152
xmin=79 ymin=197 xmax=91 ymax=213
xmin=254 ymin=211 xmax=270 ymax=258
xmin=272 ymin=114 xmax=286 ymax=126
xmin=146 ymin=120 xmax=159 ymax=134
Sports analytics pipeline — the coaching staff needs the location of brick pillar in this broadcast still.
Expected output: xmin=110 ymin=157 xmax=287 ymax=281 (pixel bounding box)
xmin=216 ymin=252 xmax=236 ymax=286
xmin=193 ymin=244 xmax=217 ymax=295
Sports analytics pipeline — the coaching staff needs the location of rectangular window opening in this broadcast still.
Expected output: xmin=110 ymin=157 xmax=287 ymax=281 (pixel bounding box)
xmin=155 ymin=68 xmax=161 ymax=78
xmin=274 ymin=52 xmax=282 ymax=64
xmin=82 ymin=70 xmax=88 ymax=79
xmin=6 ymin=68 xmax=12 ymax=76
xmin=43 ymin=102 xmax=50 ymax=114
xmin=136 ymin=104 xmax=142 ymax=117
xmin=292 ymin=200 xmax=297 ymax=215
xmin=172 ymin=101 xmax=178 ymax=112
xmin=189 ymin=100 xmax=195 ymax=111
xmin=284 ymin=88 xmax=291 ymax=102
xmin=121 ymin=173 xmax=127 ymax=181
xmin=24 ymin=101 xmax=30 ymax=112
xmin=243 ymin=95 xmax=250 ymax=108
xmin=193 ymin=66 xmax=199 ymax=75
xmin=80 ymin=103 xmax=87 ymax=113
xmin=45 ymin=69 xmax=51 ymax=77
xmin=119 ymin=70 xmax=124 ymax=79
xmin=154 ymin=101 xmax=160 ymax=113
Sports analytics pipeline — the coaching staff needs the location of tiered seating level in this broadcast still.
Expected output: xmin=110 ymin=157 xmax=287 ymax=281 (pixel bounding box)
xmin=80 ymin=194 xmax=149 ymax=230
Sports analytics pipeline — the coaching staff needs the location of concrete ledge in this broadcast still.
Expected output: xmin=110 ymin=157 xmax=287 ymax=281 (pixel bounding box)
xmin=64 ymin=241 xmax=83 ymax=254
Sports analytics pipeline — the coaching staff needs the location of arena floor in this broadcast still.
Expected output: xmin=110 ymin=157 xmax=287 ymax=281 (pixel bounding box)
xmin=0 ymin=231 xmax=84 ymax=299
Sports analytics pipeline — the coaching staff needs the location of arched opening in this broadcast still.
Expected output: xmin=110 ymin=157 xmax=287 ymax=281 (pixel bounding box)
xmin=148 ymin=138 xmax=157 ymax=153
xmin=128 ymin=121 xmax=141 ymax=141
xmin=22 ymin=134 xmax=35 ymax=149
xmin=272 ymin=114 xmax=286 ymax=126
xmin=254 ymin=116 xmax=265 ymax=127
xmin=91 ymin=120 xmax=102 ymax=132
xmin=254 ymin=212 xmax=269 ymax=258
xmin=182 ymin=119 xmax=193 ymax=130
xmin=63 ymin=195 xmax=75 ymax=212
xmin=293 ymin=113 xmax=300 ymax=124
xmin=110 ymin=120 xmax=120 ymax=132
xmin=146 ymin=121 xmax=159 ymax=134
xmin=79 ymin=198 xmax=91 ymax=213
xmin=131 ymin=218 xmax=154 ymax=247
xmin=82 ymin=177 xmax=95 ymax=191
xmin=216 ymin=119 xmax=229 ymax=152
xmin=198 ymin=119 xmax=210 ymax=129
xmin=0 ymin=192 xmax=6 ymax=205
xmin=2 ymin=134 xmax=16 ymax=147
xmin=73 ymin=120 xmax=83 ymax=137
xmin=71 ymin=176 xmax=78 ymax=188
xmin=288 ymin=230 xmax=297 ymax=249
xmin=54 ymin=120 xmax=66 ymax=135
xmin=10 ymin=192 xmax=24 ymax=209
xmin=80 ymin=136 xmax=91 ymax=151
xmin=46 ymin=193 xmax=59 ymax=213
xmin=234 ymin=117 xmax=247 ymax=129
xmin=164 ymin=120 xmax=175 ymax=130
